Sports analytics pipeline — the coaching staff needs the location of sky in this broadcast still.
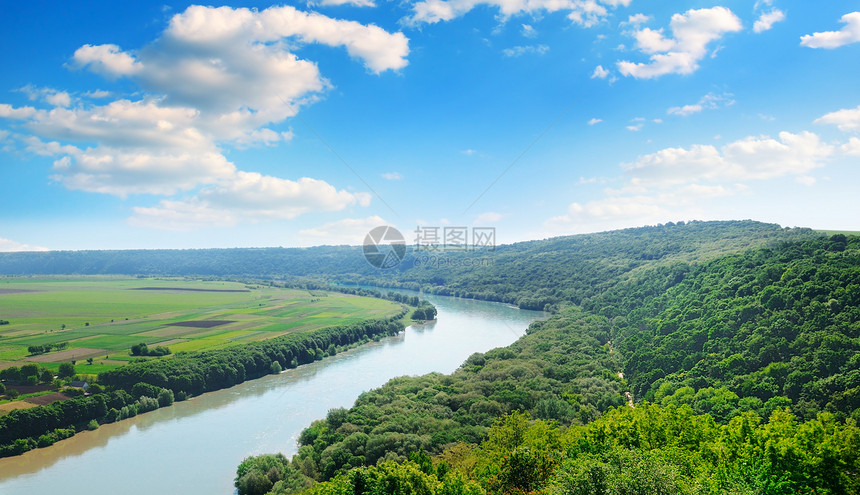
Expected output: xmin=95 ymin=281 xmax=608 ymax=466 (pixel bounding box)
xmin=1 ymin=0 xmax=859 ymax=251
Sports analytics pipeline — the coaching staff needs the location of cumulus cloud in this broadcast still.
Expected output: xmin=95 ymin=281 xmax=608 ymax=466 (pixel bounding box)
xmin=0 ymin=4 xmax=397 ymax=222
xmin=591 ymin=65 xmax=609 ymax=79
xmin=814 ymin=104 xmax=860 ymax=132
xmin=588 ymin=118 xmax=602 ymax=125
xmin=0 ymin=237 xmax=49 ymax=252
xmin=129 ymin=172 xmax=371 ymax=230
xmin=625 ymin=131 xmax=833 ymax=186
xmin=502 ymin=45 xmax=549 ymax=57
xmin=617 ymin=7 xmax=742 ymax=79
xmin=546 ymin=130 xmax=835 ymax=234
xmin=623 ymin=13 xmax=651 ymax=26
xmin=841 ymin=137 xmax=860 ymax=155
xmin=71 ymin=44 xmax=143 ymax=78
xmin=407 ymin=0 xmax=631 ymax=27
xmin=667 ymin=92 xmax=734 ymax=116
xmin=298 ymin=216 xmax=389 ymax=245
xmin=312 ymin=0 xmax=377 ymax=7
xmin=754 ymin=9 xmax=785 ymax=33
xmin=801 ymin=12 xmax=860 ymax=48
xmin=382 ymin=172 xmax=403 ymax=180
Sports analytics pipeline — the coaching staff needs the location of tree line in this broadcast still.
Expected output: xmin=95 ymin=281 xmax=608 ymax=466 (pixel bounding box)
xmin=0 ymin=311 xmax=407 ymax=458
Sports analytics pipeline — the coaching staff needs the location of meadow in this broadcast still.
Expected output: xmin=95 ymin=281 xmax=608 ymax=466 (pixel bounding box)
xmin=0 ymin=277 xmax=403 ymax=373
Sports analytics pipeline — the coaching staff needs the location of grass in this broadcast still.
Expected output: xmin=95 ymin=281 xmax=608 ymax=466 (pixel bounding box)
xmin=0 ymin=277 xmax=403 ymax=372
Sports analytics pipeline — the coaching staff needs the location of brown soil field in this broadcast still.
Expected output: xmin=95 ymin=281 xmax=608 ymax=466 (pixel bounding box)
xmin=28 ymin=348 xmax=108 ymax=363
xmin=7 ymin=384 xmax=53 ymax=395
xmin=168 ymin=320 xmax=235 ymax=328
xmin=25 ymin=392 xmax=70 ymax=406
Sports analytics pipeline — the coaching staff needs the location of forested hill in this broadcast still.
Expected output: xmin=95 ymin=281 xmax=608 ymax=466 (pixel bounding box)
xmin=236 ymin=232 xmax=860 ymax=495
xmin=0 ymin=221 xmax=819 ymax=311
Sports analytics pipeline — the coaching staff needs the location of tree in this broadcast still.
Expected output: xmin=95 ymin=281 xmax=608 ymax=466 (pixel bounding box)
xmin=58 ymin=362 xmax=75 ymax=379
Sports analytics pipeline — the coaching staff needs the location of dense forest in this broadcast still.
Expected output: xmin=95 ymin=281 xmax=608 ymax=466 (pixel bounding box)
xmin=0 ymin=220 xmax=816 ymax=310
xmin=229 ymin=225 xmax=859 ymax=494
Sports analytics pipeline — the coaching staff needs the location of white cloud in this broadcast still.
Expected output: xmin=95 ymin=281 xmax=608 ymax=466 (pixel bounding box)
xmin=624 ymin=13 xmax=651 ymax=26
xmin=814 ymin=104 xmax=860 ymax=132
xmin=475 ymin=211 xmax=503 ymax=224
xmin=51 ymin=145 xmax=236 ymax=197
xmin=0 ymin=237 xmax=49 ymax=252
xmin=313 ymin=0 xmax=377 ymax=7
xmin=502 ymin=45 xmax=549 ymax=57
xmin=521 ymin=24 xmax=537 ymax=38
xmin=841 ymin=137 xmax=860 ymax=155
xmin=627 ymin=124 xmax=643 ymax=132
xmin=298 ymin=216 xmax=389 ymax=245
xmin=19 ymin=86 xmax=72 ymax=107
xmin=85 ymin=90 xmax=112 ymax=99
xmin=461 ymin=149 xmax=477 ymax=155
xmin=407 ymin=0 xmax=631 ymax=27
xmin=624 ymin=131 xmax=833 ymax=186
xmin=544 ymin=129 xmax=831 ymax=234
xmin=801 ymin=12 xmax=860 ymax=49
xmin=71 ymin=44 xmax=143 ymax=78
xmin=617 ymin=7 xmax=742 ymax=79
xmin=591 ymin=65 xmax=609 ymax=79
xmin=129 ymin=172 xmax=371 ymax=230
xmin=382 ymin=172 xmax=403 ymax=180
xmin=0 ymin=4 xmax=407 ymax=204
xmin=667 ymin=92 xmax=734 ymax=116
xmin=588 ymin=118 xmax=602 ymax=125
xmin=754 ymin=9 xmax=785 ymax=33
xmin=0 ymin=104 xmax=37 ymax=119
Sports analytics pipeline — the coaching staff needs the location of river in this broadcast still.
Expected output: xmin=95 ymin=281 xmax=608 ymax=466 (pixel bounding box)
xmin=0 ymin=294 xmax=544 ymax=494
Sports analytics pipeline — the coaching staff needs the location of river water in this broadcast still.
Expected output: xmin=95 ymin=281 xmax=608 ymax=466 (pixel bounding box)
xmin=0 ymin=294 xmax=544 ymax=494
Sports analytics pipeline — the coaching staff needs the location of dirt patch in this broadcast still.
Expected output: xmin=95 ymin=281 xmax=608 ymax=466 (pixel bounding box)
xmin=7 ymin=384 xmax=53 ymax=395
xmin=131 ymin=287 xmax=250 ymax=293
xmin=25 ymin=392 xmax=70 ymax=406
xmin=168 ymin=320 xmax=235 ymax=328
xmin=28 ymin=348 xmax=108 ymax=363
xmin=0 ymin=401 xmax=40 ymax=414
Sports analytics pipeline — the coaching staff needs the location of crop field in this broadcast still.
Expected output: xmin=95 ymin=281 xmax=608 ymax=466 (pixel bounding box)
xmin=0 ymin=277 xmax=403 ymax=372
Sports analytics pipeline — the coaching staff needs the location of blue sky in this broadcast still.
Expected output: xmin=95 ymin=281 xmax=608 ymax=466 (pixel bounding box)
xmin=1 ymin=1 xmax=858 ymax=251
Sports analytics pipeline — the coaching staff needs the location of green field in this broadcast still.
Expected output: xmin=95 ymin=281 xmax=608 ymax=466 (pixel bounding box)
xmin=0 ymin=277 xmax=403 ymax=372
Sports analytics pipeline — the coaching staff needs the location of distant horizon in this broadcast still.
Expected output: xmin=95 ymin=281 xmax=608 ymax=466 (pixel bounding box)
xmin=2 ymin=3 xmax=859 ymax=252
xmin=1 ymin=219 xmax=855 ymax=254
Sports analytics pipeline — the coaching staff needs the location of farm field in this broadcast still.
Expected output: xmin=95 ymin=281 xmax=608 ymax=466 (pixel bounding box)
xmin=0 ymin=277 xmax=403 ymax=373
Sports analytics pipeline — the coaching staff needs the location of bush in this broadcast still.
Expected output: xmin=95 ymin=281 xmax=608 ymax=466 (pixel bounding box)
xmin=270 ymin=361 xmax=282 ymax=375
xmin=157 ymin=388 xmax=174 ymax=407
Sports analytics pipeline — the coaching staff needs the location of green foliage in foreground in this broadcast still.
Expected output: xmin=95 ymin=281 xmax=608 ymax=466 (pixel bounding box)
xmin=242 ymin=232 xmax=860 ymax=494
xmin=289 ymin=308 xmax=624 ymax=481
xmin=299 ymin=407 xmax=859 ymax=495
